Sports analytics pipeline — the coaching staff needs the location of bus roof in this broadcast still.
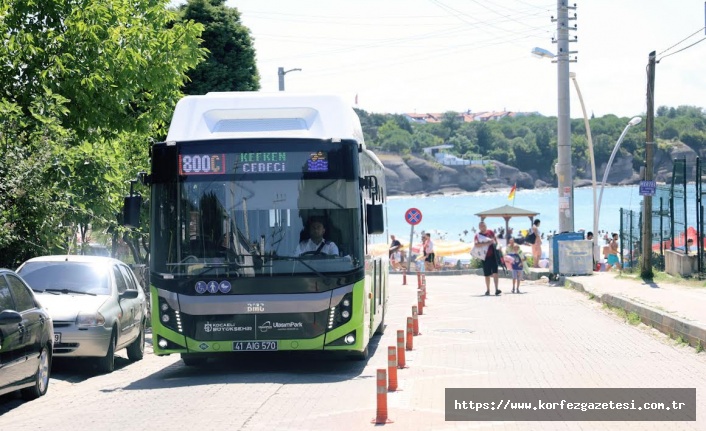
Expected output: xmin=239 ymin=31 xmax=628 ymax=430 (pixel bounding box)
xmin=165 ymin=92 xmax=365 ymax=144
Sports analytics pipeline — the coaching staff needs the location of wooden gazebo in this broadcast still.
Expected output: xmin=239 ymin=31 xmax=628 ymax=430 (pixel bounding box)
xmin=475 ymin=205 xmax=539 ymax=243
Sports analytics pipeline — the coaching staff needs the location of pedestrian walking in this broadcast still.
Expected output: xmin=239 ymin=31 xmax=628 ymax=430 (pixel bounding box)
xmin=389 ymin=234 xmax=403 ymax=270
xmin=504 ymin=238 xmax=525 ymax=293
xmin=424 ymin=233 xmax=435 ymax=271
xmin=474 ymin=221 xmax=501 ymax=296
xmin=531 ymin=219 xmax=542 ymax=268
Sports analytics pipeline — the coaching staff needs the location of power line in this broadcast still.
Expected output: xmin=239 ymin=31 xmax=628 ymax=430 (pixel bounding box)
xmin=658 ymin=36 xmax=706 ymax=62
xmin=657 ymin=27 xmax=706 ymax=56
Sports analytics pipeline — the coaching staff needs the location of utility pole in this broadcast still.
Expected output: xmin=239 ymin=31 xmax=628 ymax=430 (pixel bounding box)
xmin=553 ymin=1 xmax=577 ymax=233
xmin=641 ymin=51 xmax=656 ymax=278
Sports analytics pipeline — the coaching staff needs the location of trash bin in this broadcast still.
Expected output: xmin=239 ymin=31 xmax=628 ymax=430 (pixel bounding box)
xmin=549 ymin=232 xmax=593 ymax=275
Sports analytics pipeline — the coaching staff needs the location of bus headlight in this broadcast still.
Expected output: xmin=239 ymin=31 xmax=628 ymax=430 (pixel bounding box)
xmin=158 ymin=298 xmax=183 ymax=333
xmin=328 ymin=292 xmax=354 ymax=330
xmin=344 ymin=334 xmax=355 ymax=344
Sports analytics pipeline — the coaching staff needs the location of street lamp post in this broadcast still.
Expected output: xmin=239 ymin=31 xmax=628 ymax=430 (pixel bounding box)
xmin=596 ymin=117 xmax=642 ymax=249
xmin=569 ymin=72 xmax=598 ymax=262
xmin=277 ymin=67 xmax=302 ymax=91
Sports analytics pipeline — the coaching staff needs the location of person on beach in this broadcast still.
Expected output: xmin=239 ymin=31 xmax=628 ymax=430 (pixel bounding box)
xmin=423 ymin=233 xmax=435 ymax=271
xmin=474 ymin=221 xmax=501 ymax=296
xmin=586 ymin=231 xmax=597 ymax=269
xmin=605 ymin=232 xmax=621 ymax=270
xmin=389 ymin=234 xmax=403 ymax=269
xmin=504 ymin=238 xmax=525 ymax=293
xmin=531 ymin=219 xmax=542 ymax=268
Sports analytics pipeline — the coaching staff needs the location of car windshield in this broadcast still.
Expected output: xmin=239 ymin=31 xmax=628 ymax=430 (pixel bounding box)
xmin=18 ymin=262 xmax=111 ymax=295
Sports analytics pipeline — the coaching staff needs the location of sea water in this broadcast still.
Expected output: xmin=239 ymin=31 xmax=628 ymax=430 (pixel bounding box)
xmin=386 ymin=185 xmax=647 ymax=243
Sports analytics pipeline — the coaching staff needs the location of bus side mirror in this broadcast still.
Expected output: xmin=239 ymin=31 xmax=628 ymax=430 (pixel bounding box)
xmin=123 ymin=195 xmax=142 ymax=229
xmin=366 ymin=204 xmax=384 ymax=235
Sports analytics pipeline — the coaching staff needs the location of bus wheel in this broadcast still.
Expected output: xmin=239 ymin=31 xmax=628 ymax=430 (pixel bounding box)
xmin=181 ymin=353 xmax=208 ymax=367
xmin=348 ymin=345 xmax=369 ymax=361
xmin=375 ymin=317 xmax=386 ymax=335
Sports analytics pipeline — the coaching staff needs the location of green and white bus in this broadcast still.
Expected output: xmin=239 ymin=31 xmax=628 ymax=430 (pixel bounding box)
xmin=141 ymin=93 xmax=388 ymax=364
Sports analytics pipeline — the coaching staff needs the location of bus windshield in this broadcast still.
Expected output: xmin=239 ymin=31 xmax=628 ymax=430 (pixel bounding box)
xmin=151 ymin=143 xmax=364 ymax=278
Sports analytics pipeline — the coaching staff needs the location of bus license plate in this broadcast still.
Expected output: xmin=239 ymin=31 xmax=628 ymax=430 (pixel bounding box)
xmin=54 ymin=333 xmax=61 ymax=343
xmin=233 ymin=341 xmax=278 ymax=351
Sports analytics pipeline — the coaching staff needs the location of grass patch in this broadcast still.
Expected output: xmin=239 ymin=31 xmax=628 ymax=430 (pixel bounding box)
xmin=676 ymin=335 xmax=689 ymax=346
xmin=619 ymin=271 xmax=706 ymax=289
xmin=603 ymin=303 xmax=642 ymax=326
xmin=587 ymin=292 xmax=595 ymax=300
xmin=626 ymin=311 xmax=641 ymax=325
xmin=696 ymin=340 xmax=704 ymax=353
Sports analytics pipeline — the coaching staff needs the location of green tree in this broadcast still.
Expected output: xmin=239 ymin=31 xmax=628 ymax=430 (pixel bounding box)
xmin=377 ymin=120 xmax=412 ymax=153
xmin=0 ymin=0 xmax=206 ymax=266
xmin=178 ymin=0 xmax=260 ymax=94
xmin=411 ymin=131 xmax=443 ymax=153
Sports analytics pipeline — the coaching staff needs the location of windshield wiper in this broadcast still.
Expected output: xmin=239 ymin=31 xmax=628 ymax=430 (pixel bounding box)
xmin=190 ymin=262 xmax=244 ymax=277
xmin=268 ymin=255 xmax=329 ymax=279
xmin=32 ymin=289 xmax=60 ymax=295
xmin=45 ymin=288 xmax=96 ymax=296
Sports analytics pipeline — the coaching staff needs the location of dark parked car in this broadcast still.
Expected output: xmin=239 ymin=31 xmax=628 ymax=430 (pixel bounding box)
xmin=0 ymin=268 xmax=53 ymax=400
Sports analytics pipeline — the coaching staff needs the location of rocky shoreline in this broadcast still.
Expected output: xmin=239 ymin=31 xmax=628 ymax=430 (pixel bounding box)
xmin=380 ymin=141 xmax=698 ymax=196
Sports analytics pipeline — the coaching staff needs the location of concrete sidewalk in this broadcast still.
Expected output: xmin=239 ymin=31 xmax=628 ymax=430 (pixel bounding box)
xmin=564 ymin=271 xmax=706 ymax=350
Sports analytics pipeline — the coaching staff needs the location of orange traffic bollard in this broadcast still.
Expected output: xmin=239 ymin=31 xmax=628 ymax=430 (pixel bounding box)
xmin=372 ymin=369 xmax=393 ymax=424
xmin=420 ymin=286 xmax=426 ymax=307
xmin=396 ymin=330 xmax=407 ymax=368
xmin=406 ymin=317 xmax=414 ymax=351
xmin=417 ymin=290 xmax=424 ymax=315
xmin=412 ymin=305 xmax=420 ymax=336
xmin=417 ymin=271 xmax=422 ymax=288
xmin=387 ymin=346 xmax=398 ymax=391
xmin=402 ymin=267 xmax=407 ymax=285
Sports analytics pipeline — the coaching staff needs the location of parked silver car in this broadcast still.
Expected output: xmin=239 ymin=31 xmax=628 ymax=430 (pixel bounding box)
xmin=16 ymin=256 xmax=147 ymax=374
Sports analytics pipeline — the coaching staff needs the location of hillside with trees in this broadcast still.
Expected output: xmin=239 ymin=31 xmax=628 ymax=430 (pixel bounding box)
xmin=356 ymin=106 xmax=706 ymax=190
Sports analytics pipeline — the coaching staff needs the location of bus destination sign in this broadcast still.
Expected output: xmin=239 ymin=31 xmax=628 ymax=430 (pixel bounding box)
xmin=179 ymin=151 xmax=329 ymax=175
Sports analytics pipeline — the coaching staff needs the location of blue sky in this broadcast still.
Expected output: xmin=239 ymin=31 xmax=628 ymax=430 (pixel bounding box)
xmin=228 ymin=0 xmax=705 ymax=118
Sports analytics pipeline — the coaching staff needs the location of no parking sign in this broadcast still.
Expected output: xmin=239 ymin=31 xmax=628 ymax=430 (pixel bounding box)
xmin=405 ymin=208 xmax=422 ymax=225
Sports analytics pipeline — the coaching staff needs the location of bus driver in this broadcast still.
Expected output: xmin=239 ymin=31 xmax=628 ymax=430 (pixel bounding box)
xmin=295 ymin=218 xmax=340 ymax=256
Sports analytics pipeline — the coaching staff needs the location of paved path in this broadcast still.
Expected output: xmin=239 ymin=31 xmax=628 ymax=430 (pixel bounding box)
xmin=2 ymin=273 xmax=705 ymax=431
xmin=361 ymin=274 xmax=706 ymax=430
xmin=565 ymin=271 xmax=706 ymax=349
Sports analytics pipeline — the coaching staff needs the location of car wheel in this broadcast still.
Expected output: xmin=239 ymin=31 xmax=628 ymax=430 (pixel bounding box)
xmin=127 ymin=320 xmax=145 ymax=361
xmin=97 ymin=329 xmax=116 ymax=374
xmin=181 ymin=353 xmax=208 ymax=367
xmin=21 ymin=344 xmax=51 ymax=400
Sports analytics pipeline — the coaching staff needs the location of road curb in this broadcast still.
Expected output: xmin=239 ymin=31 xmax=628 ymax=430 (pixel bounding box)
xmin=563 ymin=277 xmax=706 ymax=350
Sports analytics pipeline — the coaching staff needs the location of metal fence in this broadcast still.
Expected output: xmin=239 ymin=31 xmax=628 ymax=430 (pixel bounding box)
xmin=619 ymin=208 xmax=641 ymax=271
xmin=618 ymin=160 xmax=687 ymax=274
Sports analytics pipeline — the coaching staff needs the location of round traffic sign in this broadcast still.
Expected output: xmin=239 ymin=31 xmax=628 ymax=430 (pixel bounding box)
xmin=405 ymin=208 xmax=423 ymax=225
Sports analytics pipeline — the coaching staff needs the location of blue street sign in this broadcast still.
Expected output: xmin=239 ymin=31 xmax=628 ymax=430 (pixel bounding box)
xmin=405 ymin=207 xmax=423 ymax=225
xmin=639 ymin=180 xmax=656 ymax=196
